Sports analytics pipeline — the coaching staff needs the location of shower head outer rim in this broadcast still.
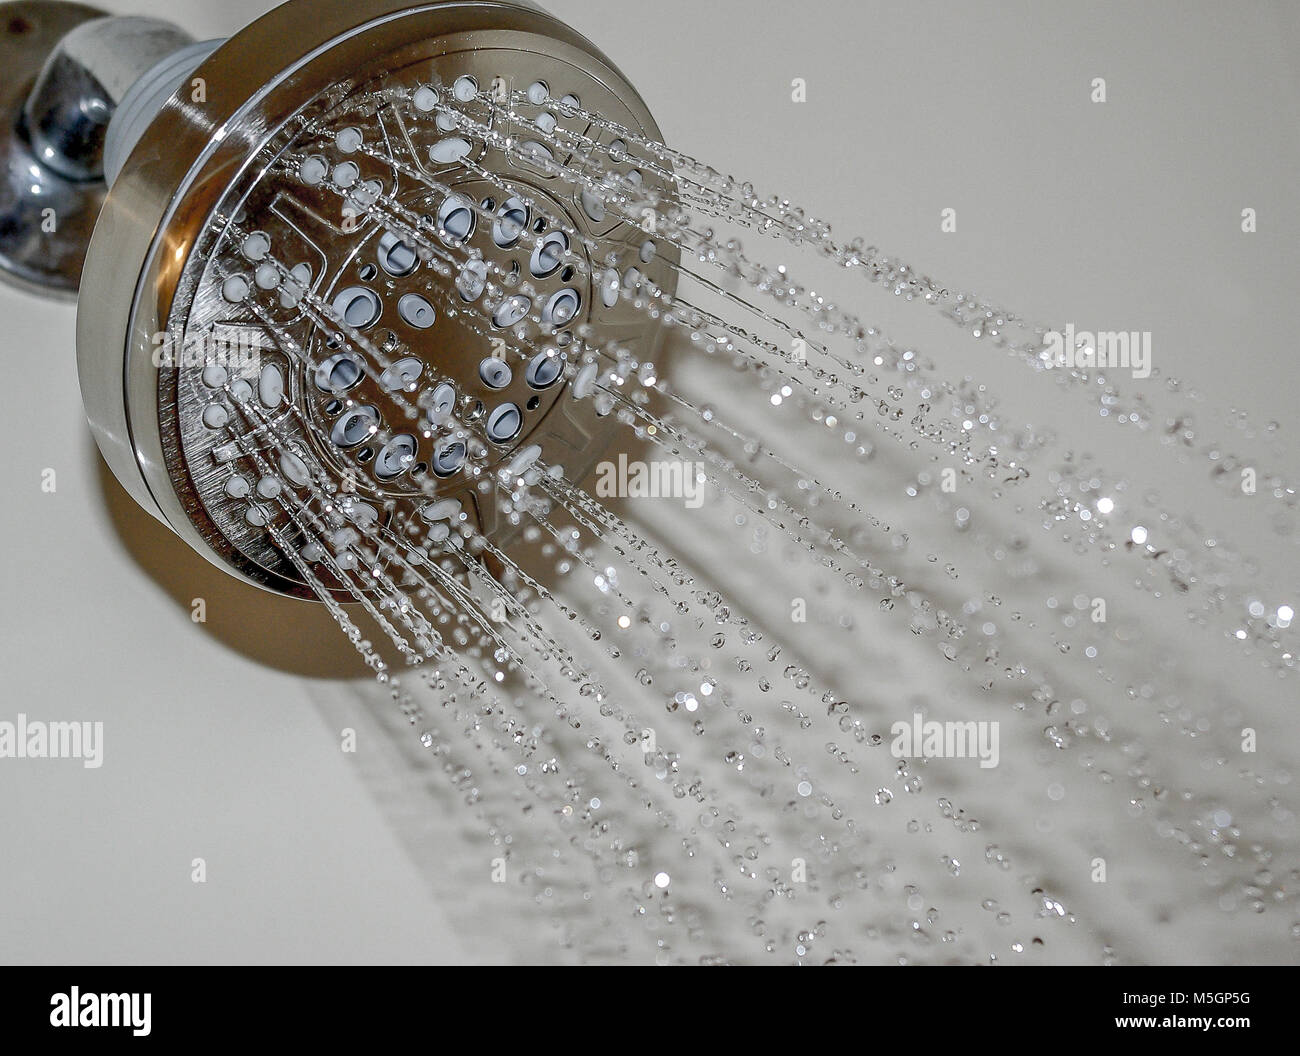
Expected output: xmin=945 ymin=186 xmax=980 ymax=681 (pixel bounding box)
xmin=76 ymin=0 xmax=674 ymax=599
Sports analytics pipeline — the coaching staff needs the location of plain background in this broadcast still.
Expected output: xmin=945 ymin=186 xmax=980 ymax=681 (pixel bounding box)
xmin=0 ymin=0 xmax=1296 ymax=963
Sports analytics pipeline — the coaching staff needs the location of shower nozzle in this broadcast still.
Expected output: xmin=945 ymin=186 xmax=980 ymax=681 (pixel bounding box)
xmin=5 ymin=0 xmax=678 ymax=598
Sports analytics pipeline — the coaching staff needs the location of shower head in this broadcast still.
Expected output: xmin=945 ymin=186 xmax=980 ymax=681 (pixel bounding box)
xmin=3 ymin=0 xmax=677 ymax=598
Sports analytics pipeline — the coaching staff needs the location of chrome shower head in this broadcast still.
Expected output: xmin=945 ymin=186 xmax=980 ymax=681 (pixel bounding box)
xmin=3 ymin=0 xmax=676 ymax=598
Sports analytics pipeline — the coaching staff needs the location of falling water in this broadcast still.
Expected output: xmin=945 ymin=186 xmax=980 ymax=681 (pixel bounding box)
xmin=167 ymin=65 xmax=1297 ymax=964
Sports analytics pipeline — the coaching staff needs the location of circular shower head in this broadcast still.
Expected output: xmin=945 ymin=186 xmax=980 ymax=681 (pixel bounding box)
xmin=68 ymin=0 xmax=677 ymax=598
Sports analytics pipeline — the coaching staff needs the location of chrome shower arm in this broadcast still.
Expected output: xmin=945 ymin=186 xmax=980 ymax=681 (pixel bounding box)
xmin=22 ymin=12 xmax=193 ymax=181
xmin=0 ymin=2 xmax=194 ymax=293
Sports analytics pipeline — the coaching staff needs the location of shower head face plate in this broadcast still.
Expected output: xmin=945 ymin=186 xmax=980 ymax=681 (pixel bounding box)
xmin=78 ymin=0 xmax=677 ymax=599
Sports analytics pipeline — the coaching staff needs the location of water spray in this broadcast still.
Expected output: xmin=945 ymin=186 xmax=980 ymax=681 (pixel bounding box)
xmin=0 ymin=0 xmax=1294 ymax=966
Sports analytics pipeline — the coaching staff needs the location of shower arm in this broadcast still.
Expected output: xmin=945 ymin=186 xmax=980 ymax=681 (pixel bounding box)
xmin=0 ymin=2 xmax=202 ymax=295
